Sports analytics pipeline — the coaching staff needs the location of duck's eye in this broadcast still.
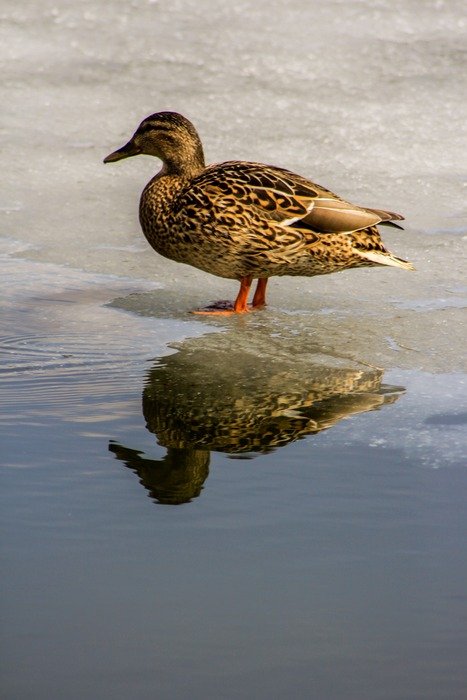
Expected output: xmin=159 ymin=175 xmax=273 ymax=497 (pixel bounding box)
xmin=137 ymin=123 xmax=157 ymax=136
xmin=158 ymin=131 xmax=176 ymax=140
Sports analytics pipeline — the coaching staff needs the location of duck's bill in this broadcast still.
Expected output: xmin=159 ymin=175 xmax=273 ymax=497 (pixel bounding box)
xmin=103 ymin=140 xmax=141 ymax=163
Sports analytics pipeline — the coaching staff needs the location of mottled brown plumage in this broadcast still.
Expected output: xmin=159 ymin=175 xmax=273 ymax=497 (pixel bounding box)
xmin=104 ymin=111 xmax=413 ymax=313
xmin=108 ymin=335 xmax=405 ymax=504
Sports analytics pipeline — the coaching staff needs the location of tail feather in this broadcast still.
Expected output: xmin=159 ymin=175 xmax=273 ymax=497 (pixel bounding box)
xmin=379 ymin=220 xmax=405 ymax=230
xmin=356 ymin=249 xmax=415 ymax=270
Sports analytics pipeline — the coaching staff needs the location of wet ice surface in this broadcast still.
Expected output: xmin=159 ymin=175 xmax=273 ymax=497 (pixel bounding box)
xmin=2 ymin=1 xmax=467 ymax=698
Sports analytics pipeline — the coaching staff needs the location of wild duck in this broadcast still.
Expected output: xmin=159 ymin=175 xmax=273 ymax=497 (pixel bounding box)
xmin=104 ymin=111 xmax=413 ymax=314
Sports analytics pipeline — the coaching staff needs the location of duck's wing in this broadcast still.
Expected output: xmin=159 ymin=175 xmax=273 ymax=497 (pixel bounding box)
xmin=299 ymin=197 xmax=404 ymax=233
xmin=196 ymin=161 xmax=404 ymax=235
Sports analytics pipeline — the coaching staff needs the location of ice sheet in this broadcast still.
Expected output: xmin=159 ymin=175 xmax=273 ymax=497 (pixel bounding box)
xmin=1 ymin=0 xmax=466 ymax=375
xmin=2 ymin=0 xmax=466 ymax=253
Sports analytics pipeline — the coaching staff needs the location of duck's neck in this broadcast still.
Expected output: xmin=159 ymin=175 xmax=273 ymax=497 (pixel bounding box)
xmin=162 ymin=143 xmax=205 ymax=179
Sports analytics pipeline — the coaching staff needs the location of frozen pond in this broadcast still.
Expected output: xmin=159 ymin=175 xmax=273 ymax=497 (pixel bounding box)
xmin=1 ymin=1 xmax=467 ymax=698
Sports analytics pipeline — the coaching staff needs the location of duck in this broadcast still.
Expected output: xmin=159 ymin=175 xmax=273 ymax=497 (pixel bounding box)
xmin=104 ymin=111 xmax=413 ymax=314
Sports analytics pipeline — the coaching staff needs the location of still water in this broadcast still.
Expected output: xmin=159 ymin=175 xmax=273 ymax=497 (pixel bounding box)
xmin=1 ymin=257 xmax=466 ymax=700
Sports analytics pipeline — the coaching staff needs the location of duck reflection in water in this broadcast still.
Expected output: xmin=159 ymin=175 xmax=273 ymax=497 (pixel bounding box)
xmin=109 ymin=333 xmax=404 ymax=505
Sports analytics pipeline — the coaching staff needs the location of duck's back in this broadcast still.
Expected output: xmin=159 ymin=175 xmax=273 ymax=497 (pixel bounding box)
xmin=139 ymin=160 xmax=411 ymax=279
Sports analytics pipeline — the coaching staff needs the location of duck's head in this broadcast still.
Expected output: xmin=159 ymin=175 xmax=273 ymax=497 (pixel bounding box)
xmin=103 ymin=111 xmax=205 ymax=176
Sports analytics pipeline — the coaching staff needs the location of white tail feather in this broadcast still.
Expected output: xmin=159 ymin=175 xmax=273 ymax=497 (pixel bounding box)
xmin=355 ymin=250 xmax=415 ymax=270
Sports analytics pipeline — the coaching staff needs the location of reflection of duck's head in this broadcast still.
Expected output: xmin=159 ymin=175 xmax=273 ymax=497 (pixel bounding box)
xmin=108 ymin=442 xmax=209 ymax=505
xmin=142 ymin=334 xmax=403 ymax=455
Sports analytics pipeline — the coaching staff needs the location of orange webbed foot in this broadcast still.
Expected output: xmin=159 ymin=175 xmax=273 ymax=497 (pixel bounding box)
xmin=191 ymin=277 xmax=268 ymax=315
xmin=191 ymin=300 xmax=250 ymax=315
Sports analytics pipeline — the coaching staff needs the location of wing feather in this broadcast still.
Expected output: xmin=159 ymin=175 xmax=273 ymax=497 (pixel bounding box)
xmin=187 ymin=161 xmax=403 ymax=236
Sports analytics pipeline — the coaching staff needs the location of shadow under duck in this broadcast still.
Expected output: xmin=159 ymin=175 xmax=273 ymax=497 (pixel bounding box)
xmin=104 ymin=111 xmax=413 ymax=314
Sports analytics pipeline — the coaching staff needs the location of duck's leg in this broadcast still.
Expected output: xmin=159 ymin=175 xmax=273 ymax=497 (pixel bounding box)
xmin=192 ymin=276 xmax=252 ymax=315
xmin=252 ymin=278 xmax=268 ymax=308
xmin=233 ymin=276 xmax=252 ymax=312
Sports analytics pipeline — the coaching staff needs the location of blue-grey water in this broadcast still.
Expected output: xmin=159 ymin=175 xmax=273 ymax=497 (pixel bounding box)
xmin=2 ymin=1 xmax=467 ymax=698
